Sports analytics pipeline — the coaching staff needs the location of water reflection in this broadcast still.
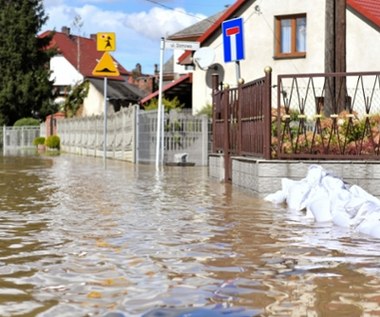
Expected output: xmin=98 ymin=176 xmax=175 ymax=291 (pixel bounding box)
xmin=0 ymin=153 xmax=379 ymax=317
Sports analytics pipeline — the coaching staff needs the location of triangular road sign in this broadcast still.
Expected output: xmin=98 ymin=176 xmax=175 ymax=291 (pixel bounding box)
xmin=92 ymin=52 xmax=120 ymax=77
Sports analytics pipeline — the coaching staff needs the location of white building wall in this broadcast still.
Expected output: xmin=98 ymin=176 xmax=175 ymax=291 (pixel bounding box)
xmin=191 ymin=0 xmax=331 ymax=114
xmin=346 ymin=10 xmax=380 ymax=72
xmin=50 ymin=55 xmax=83 ymax=86
xmin=173 ymin=50 xmax=191 ymax=75
xmin=83 ymin=82 xmax=105 ymax=116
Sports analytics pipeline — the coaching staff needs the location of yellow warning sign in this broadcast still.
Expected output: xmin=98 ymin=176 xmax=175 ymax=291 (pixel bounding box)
xmin=96 ymin=32 xmax=116 ymax=51
xmin=92 ymin=52 xmax=120 ymax=77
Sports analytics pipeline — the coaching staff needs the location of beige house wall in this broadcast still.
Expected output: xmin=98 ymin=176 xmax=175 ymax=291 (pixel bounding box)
xmin=191 ymin=0 xmax=380 ymax=115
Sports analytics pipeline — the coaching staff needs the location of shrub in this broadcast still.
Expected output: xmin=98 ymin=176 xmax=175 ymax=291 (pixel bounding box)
xmin=32 ymin=136 xmax=45 ymax=146
xmin=45 ymin=135 xmax=60 ymax=149
xmin=13 ymin=117 xmax=40 ymax=126
xmin=196 ymin=103 xmax=212 ymax=118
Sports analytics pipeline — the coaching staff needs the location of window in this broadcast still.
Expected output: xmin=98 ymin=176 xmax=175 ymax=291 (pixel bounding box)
xmin=275 ymin=14 xmax=306 ymax=58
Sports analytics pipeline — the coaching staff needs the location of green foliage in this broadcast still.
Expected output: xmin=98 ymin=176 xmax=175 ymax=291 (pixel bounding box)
xmin=62 ymin=80 xmax=89 ymax=117
xmin=0 ymin=0 xmax=57 ymax=125
xmin=32 ymin=136 xmax=45 ymax=146
xmin=45 ymin=135 xmax=60 ymax=149
xmin=13 ymin=117 xmax=40 ymax=126
xmin=144 ymin=96 xmax=183 ymax=112
xmin=196 ymin=103 xmax=212 ymax=118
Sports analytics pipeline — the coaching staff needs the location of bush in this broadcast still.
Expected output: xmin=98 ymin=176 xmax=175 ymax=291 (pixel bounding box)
xmin=13 ymin=117 xmax=40 ymax=126
xmin=32 ymin=136 xmax=45 ymax=146
xmin=196 ymin=103 xmax=212 ymax=118
xmin=45 ymin=135 xmax=60 ymax=149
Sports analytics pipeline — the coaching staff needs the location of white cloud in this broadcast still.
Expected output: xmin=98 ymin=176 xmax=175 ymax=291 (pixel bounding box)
xmin=124 ymin=7 xmax=205 ymax=40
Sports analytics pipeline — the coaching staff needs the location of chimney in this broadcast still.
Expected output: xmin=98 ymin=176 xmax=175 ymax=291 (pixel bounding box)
xmin=61 ymin=26 xmax=70 ymax=35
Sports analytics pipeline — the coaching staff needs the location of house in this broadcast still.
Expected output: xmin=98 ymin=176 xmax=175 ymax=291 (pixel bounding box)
xmin=175 ymin=0 xmax=380 ymax=114
xmin=140 ymin=9 xmax=226 ymax=110
xmin=40 ymin=27 xmax=148 ymax=116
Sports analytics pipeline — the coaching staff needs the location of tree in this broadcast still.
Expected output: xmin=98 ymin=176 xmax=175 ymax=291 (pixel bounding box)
xmin=0 ymin=0 xmax=57 ymax=126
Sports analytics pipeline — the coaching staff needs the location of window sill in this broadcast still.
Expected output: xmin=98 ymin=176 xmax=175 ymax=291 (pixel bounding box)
xmin=273 ymin=53 xmax=306 ymax=60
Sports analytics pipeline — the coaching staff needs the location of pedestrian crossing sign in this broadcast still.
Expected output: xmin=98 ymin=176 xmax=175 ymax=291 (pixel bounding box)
xmin=92 ymin=52 xmax=120 ymax=77
xmin=96 ymin=32 xmax=116 ymax=52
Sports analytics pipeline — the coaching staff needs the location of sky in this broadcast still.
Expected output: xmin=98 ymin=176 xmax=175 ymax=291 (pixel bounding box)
xmin=42 ymin=0 xmax=235 ymax=74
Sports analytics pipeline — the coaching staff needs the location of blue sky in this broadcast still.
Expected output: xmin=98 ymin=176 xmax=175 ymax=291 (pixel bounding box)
xmin=42 ymin=0 xmax=235 ymax=74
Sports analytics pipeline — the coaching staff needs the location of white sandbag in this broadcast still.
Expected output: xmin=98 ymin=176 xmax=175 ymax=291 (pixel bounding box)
xmin=286 ymin=180 xmax=311 ymax=211
xmin=355 ymin=212 xmax=380 ymax=238
xmin=321 ymin=174 xmax=345 ymax=191
xmin=305 ymin=186 xmax=332 ymax=222
xmin=265 ymin=164 xmax=380 ymax=238
xmin=352 ymin=201 xmax=380 ymax=225
xmin=305 ymin=164 xmax=326 ymax=186
xmin=332 ymin=207 xmax=352 ymax=228
xmin=349 ymin=185 xmax=380 ymax=204
xmin=281 ymin=178 xmax=297 ymax=196
xmin=264 ymin=190 xmax=286 ymax=204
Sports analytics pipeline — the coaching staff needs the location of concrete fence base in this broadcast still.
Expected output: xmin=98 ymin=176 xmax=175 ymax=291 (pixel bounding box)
xmin=209 ymin=154 xmax=380 ymax=198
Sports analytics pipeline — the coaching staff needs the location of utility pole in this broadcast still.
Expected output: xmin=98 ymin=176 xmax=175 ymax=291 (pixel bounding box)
xmin=325 ymin=0 xmax=346 ymax=115
xmin=72 ymin=15 xmax=84 ymax=72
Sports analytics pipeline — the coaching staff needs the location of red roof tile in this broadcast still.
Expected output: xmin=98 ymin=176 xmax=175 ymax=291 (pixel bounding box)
xmin=347 ymin=0 xmax=380 ymax=27
xmin=39 ymin=30 xmax=129 ymax=81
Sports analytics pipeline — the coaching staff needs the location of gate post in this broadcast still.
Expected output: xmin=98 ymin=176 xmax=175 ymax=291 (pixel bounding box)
xmin=263 ymin=66 xmax=272 ymax=160
xmin=223 ymin=84 xmax=230 ymax=182
xmin=237 ymin=78 xmax=244 ymax=155
xmin=211 ymin=73 xmax=219 ymax=154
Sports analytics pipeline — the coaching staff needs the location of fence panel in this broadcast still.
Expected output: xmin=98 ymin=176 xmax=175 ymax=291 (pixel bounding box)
xmin=212 ymin=71 xmax=271 ymax=159
xmin=2 ymin=126 xmax=40 ymax=149
xmin=58 ymin=106 xmax=136 ymax=162
xmin=276 ymin=72 xmax=380 ymax=159
xmin=57 ymin=106 xmax=208 ymax=165
xmin=138 ymin=109 xmax=209 ymax=165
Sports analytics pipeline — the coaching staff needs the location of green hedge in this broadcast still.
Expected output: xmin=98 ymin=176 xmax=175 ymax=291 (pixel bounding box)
xmin=14 ymin=117 xmax=40 ymax=127
xmin=45 ymin=135 xmax=60 ymax=149
xmin=32 ymin=136 xmax=45 ymax=146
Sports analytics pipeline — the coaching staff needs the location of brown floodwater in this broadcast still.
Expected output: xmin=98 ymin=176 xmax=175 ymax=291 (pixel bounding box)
xmin=0 ymin=152 xmax=379 ymax=317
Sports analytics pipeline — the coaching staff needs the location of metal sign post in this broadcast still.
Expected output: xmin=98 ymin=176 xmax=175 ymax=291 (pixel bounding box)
xmin=103 ymin=77 xmax=108 ymax=161
xmin=92 ymin=33 xmax=119 ymax=164
xmin=155 ymin=38 xmax=200 ymax=169
xmin=156 ymin=37 xmax=165 ymax=170
xmin=222 ymin=17 xmax=245 ymax=83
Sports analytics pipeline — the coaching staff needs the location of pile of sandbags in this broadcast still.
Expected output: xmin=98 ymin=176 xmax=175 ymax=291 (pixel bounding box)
xmin=264 ymin=165 xmax=380 ymax=238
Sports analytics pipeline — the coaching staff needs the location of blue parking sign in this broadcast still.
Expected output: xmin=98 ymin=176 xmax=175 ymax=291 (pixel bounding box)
xmin=222 ymin=17 xmax=245 ymax=63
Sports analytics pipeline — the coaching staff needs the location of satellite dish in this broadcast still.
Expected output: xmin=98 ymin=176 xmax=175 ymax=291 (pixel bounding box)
xmin=206 ymin=63 xmax=225 ymax=89
xmin=193 ymin=47 xmax=215 ymax=70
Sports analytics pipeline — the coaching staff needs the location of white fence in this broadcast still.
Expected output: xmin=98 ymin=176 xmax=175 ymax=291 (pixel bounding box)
xmin=58 ymin=106 xmax=137 ymax=162
xmin=57 ymin=106 xmax=209 ymax=166
xmin=2 ymin=126 xmax=40 ymax=149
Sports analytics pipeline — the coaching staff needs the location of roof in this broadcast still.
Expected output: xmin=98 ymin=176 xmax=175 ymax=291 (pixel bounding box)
xmin=168 ymin=10 xmax=226 ymax=41
xmin=347 ymin=0 xmax=380 ymax=28
xmin=39 ymin=30 xmax=129 ymax=80
xmin=89 ymin=78 xmax=145 ymax=103
xmin=178 ymin=0 xmax=247 ymax=65
xmin=140 ymin=73 xmax=192 ymax=105
xmin=178 ymin=0 xmax=380 ymax=64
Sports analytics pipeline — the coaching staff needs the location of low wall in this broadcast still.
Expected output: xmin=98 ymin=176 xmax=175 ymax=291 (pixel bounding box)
xmin=209 ymin=154 xmax=380 ymax=198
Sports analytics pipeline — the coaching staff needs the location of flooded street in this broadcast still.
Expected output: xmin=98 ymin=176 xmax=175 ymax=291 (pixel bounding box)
xmin=0 ymin=153 xmax=380 ymax=317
